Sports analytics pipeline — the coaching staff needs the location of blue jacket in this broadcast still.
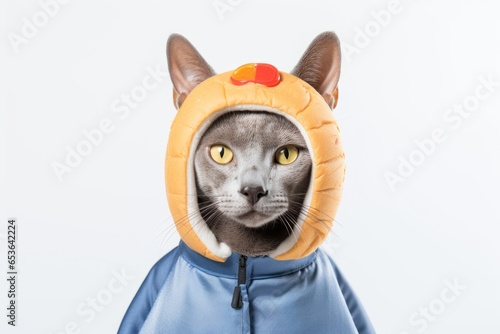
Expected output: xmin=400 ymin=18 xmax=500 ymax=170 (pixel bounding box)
xmin=119 ymin=60 xmax=376 ymax=333
xmin=119 ymin=241 xmax=375 ymax=333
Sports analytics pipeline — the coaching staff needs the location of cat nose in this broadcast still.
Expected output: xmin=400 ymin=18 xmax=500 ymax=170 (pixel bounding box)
xmin=240 ymin=186 xmax=268 ymax=205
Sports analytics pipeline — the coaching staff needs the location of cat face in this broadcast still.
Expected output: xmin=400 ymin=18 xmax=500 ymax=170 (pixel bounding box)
xmin=193 ymin=112 xmax=311 ymax=255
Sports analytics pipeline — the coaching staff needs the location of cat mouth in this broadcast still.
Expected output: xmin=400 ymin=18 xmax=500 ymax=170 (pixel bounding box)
xmin=232 ymin=209 xmax=282 ymax=228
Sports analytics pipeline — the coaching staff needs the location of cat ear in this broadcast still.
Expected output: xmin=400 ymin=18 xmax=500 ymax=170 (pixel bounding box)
xmin=291 ymin=32 xmax=341 ymax=109
xmin=167 ymin=34 xmax=216 ymax=109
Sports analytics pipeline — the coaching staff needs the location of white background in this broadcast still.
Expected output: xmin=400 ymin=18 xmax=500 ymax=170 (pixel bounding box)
xmin=1 ymin=0 xmax=500 ymax=333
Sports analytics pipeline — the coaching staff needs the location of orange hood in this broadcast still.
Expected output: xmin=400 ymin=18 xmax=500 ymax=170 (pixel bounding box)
xmin=165 ymin=69 xmax=345 ymax=262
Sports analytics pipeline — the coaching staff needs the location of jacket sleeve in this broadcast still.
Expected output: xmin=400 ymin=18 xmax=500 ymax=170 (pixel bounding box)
xmin=333 ymin=264 xmax=377 ymax=334
xmin=118 ymin=248 xmax=180 ymax=334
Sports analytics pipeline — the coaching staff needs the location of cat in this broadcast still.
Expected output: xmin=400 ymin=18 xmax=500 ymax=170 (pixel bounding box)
xmin=194 ymin=111 xmax=312 ymax=256
xmin=118 ymin=31 xmax=376 ymax=334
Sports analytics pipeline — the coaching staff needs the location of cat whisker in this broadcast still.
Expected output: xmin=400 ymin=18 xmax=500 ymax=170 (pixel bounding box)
xmin=157 ymin=201 xmax=224 ymax=251
xmin=287 ymin=198 xmax=336 ymax=221
xmin=277 ymin=214 xmax=292 ymax=236
xmin=287 ymin=205 xmax=332 ymax=235
xmin=176 ymin=201 xmax=228 ymax=242
xmin=279 ymin=211 xmax=301 ymax=246
xmin=201 ymin=206 xmax=223 ymax=227
xmin=287 ymin=199 xmax=334 ymax=224
xmin=285 ymin=204 xmax=344 ymax=248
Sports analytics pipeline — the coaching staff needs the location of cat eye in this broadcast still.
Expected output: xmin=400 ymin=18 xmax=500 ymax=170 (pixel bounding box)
xmin=275 ymin=145 xmax=299 ymax=165
xmin=209 ymin=145 xmax=234 ymax=164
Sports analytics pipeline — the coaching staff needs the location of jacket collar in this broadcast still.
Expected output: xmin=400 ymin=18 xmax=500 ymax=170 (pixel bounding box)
xmin=178 ymin=241 xmax=317 ymax=279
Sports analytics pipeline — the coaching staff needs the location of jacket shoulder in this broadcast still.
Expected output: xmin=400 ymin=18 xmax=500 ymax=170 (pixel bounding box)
xmin=317 ymin=248 xmax=376 ymax=334
xmin=118 ymin=246 xmax=181 ymax=333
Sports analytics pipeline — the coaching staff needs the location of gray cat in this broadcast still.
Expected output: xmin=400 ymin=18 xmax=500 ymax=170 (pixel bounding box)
xmin=119 ymin=32 xmax=376 ymax=334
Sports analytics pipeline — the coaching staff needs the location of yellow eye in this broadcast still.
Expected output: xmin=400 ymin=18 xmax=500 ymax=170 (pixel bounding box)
xmin=275 ymin=145 xmax=299 ymax=165
xmin=209 ymin=145 xmax=233 ymax=164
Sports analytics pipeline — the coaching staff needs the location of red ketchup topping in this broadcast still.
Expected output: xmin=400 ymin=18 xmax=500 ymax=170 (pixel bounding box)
xmin=230 ymin=63 xmax=281 ymax=87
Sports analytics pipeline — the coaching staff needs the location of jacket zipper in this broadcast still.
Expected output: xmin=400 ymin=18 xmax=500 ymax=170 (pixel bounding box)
xmin=231 ymin=255 xmax=247 ymax=309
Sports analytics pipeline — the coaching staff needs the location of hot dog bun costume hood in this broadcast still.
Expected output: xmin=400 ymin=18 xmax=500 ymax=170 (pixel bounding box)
xmin=166 ymin=65 xmax=345 ymax=262
xmin=119 ymin=32 xmax=375 ymax=334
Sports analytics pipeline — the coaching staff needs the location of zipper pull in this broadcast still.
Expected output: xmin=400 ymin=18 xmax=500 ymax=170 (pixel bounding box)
xmin=231 ymin=286 xmax=242 ymax=309
xmin=231 ymin=255 xmax=247 ymax=309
